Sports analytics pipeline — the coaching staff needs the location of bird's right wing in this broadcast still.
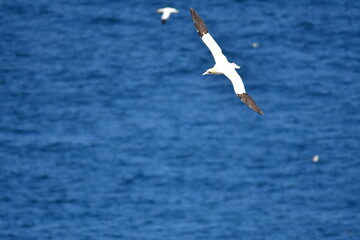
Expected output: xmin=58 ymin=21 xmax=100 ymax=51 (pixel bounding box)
xmin=190 ymin=8 xmax=228 ymax=64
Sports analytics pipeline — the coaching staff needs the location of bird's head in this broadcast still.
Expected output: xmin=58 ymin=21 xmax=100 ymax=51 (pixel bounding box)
xmin=202 ymin=68 xmax=216 ymax=75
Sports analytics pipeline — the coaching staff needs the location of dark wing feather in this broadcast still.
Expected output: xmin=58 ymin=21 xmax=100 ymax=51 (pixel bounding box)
xmin=190 ymin=8 xmax=208 ymax=37
xmin=237 ymin=93 xmax=264 ymax=115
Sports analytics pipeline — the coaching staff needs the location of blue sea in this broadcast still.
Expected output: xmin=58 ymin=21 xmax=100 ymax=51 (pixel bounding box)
xmin=1 ymin=0 xmax=359 ymax=239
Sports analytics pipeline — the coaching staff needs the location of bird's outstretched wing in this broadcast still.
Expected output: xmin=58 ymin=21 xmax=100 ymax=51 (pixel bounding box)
xmin=223 ymin=68 xmax=246 ymax=94
xmin=237 ymin=93 xmax=263 ymax=115
xmin=190 ymin=8 xmax=228 ymax=64
xmin=224 ymin=69 xmax=263 ymax=114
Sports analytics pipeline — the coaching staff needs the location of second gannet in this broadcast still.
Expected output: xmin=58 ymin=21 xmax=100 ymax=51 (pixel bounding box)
xmin=157 ymin=7 xmax=179 ymax=24
xmin=190 ymin=8 xmax=263 ymax=115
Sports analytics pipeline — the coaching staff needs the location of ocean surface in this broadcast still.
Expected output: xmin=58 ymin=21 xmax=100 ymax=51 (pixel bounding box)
xmin=1 ymin=0 xmax=360 ymax=239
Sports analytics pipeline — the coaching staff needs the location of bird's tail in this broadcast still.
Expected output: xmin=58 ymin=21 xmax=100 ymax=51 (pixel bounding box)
xmin=232 ymin=62 xmax=241 ymax=69
xmin=237 ymin=93 xmax=263 ymax=115
xmin=161 ymin=19 xmax=166 ymax=24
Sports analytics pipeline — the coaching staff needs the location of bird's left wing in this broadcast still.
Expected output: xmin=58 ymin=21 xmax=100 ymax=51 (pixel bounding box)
xmin=224 ymin=69 xmax=263 ymax=114
xmin=190 ymin=8 xmax=228 ymax=64
xmin=223 ymin=68 xmax=246 ymax=94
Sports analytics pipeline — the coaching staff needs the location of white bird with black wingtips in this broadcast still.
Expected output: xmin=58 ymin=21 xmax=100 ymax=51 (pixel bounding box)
xmin=190 ymin=8 xmax=263 ymax=114
xmin=157 ymin=7 xmax=178 ymax=24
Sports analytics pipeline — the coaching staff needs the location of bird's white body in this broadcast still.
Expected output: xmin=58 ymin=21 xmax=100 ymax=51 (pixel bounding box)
xmin=201 ymin=33 xmax=246 ymax=95
xmin=157 ymin=7 xmax=178 ymax=24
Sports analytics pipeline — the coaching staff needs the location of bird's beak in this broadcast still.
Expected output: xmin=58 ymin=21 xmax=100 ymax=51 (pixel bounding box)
xmin=202 ymin=71 xmax=209 ymax=75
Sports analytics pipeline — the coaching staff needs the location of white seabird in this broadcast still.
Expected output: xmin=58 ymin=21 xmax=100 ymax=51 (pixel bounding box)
xmin=157 ymin=7 xmax=179 ymax=24
xmin=312 ymin=154 xmax=319 ymax=163
xmin=190 ymin=8 xmax=263 ymax=114
xmin=251 ymin=42 xmax=259 ymax=48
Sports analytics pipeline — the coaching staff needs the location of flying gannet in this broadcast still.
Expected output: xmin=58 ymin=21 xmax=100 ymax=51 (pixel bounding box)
xmin=157 ymin=7 xmax=179 ymax=24
xmin=190 ymin=8 xmax=263 ymax=114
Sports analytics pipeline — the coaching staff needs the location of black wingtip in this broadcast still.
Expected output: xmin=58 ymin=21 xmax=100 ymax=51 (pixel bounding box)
xmin=237 ymin=93 xmax=264 ymax=115
xmin=189 ymin=8 xmax=197 ymax=21
xmin=189 ymin=8 xmax=208 ymax=37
